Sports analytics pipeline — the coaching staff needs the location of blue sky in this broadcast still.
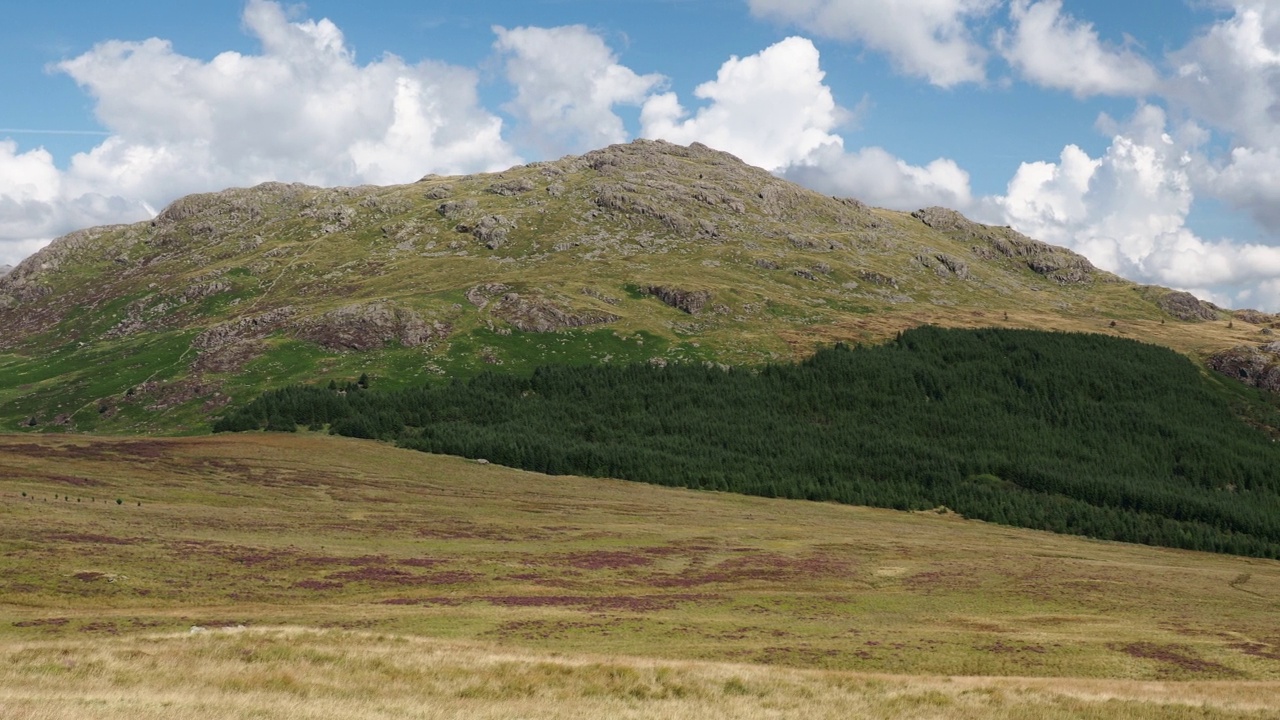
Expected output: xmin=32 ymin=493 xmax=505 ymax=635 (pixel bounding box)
xmin=4 ymin=1 xmax=1280 ymax=310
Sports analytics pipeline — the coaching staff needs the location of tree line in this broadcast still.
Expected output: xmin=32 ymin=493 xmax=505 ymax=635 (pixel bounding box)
xmin=214 ymin=326 xmax=1280 ymax=558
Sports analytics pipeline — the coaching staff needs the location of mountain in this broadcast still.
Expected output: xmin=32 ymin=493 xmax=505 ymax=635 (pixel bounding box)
xmin=0 ymin=139 xmax=1274 ymax=433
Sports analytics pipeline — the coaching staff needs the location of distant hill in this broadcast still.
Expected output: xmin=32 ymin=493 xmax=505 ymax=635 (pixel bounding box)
xmin=0 ymin=139 xmax=1275 ymax=433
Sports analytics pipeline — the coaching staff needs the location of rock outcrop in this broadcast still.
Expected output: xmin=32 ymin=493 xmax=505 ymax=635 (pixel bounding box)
xmin=1156 ymin=291 xmax=1221 ymax=322
xmin=493 ymin=294 xmax=619 ymax=333
xmin=1209 ymin=342 xmax=1280 ymax=393
xmin=645 ymin=286 xmax=712 ymax=315
xmin=295 ymin=303 xmax=450 ymax=351
xmin=914 ymin=207 xmax=1100 ymax=285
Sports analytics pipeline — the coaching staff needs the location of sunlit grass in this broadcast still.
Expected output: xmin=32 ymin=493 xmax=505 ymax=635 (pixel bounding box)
xmin=2 ymin=433 xmax=1279 ymax=716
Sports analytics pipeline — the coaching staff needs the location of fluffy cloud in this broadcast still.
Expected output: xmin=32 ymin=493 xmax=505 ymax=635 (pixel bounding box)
xmin=985 ymin=105 xmax=1280 ymax=308
xmin=1165 ymin=2 xmax=1280 ymax=149
xmin=1165 ymin=2 xmax=1280 ymax=239
xmin=640 ymin=37 xmax=844 ymax=171
xmin=746 ymin=0 xmax=998 ymax=87
xmin=0 ymin=140 xmax=152 ymax=267
xmin=1 ymin=0 xmax=518 ymax=268
xmin=58 ymin=0 xmax=517 ymax=190
xmin=639 ymin=35 xmax=974 ymax=213
xmin=997 ymin=0 xmax=1158 ymax=97
xmin=783 ymin=144 xmax=973 ymax=211
xmin=494 ymin=25 xmax=665 ymax=155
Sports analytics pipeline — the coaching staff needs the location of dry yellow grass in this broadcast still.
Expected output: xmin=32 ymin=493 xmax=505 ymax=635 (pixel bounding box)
xmin=3 ymin=627 xmax=1278 ymax=720
xmin=777 ymin=307 xmax=1261 ymax=359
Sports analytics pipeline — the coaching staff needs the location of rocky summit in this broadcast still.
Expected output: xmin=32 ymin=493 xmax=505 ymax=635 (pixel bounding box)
xmin=0 ymin=139 xmax=1274 ymax=433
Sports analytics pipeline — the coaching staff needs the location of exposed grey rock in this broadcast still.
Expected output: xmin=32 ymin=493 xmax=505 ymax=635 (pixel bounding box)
xmin=300 ymin=204 xmax=356 ymax=234
xmin=1234 ymin=309 xmax=1276 ymax=326
xmin=295 ymin=302 xmax=450 ymax=351
xmin=788 ymin=234 xmax=822 ymax=250
xmin=645 ymin=286 xmax=712 ymax=315
xmin=437 ymin=199 xmax=477 ymax=220
xmin=192 ymin=307 xmax=296 ymax=351
xmin=911 ymin=206 xmax=968 ymax=231
xmin=493 ymin=294 xmax=619 ymax=332
xmin=595 ymin=184 xmax=694 ymax=236
xmin=466 ymin=283 xmax=510 ymax=308
xmin=469 ymin=215 xmax=515 ymax=249
xmin=787 ymin=234 xmax=845 ymax=251
xmin=914 ymin=206 xmax=1097 ymax=284
xmin=487 ymin=177 xmax=535 ymax=196
xmin=916 ymin=251 xmax=969 ymax=280
xmin=183 ymin=282 xmax=231 ymax=302
xmin=580 ymin=287 xmax=620 ymax=305
xmin=424 ymin=185 xmax=452 ymax=200
xmin=935 ymin=254 xmax=969 ymax=279
xmin=1209 ymin=343 xmax=1280 ymax=393
xmin=758 ymin=182 xmax=809 ymax=217
xmin=753 ymin=258 xmax=780 ymax=270
xmin=856 ymin=270 xmax=898 ymax=289
xmin=1157 ymin=291 xmax=1220 ymax=322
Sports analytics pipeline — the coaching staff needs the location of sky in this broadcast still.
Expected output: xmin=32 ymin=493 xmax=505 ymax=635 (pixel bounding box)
xmin=4 ymin=1 xmax=1280 ymax=310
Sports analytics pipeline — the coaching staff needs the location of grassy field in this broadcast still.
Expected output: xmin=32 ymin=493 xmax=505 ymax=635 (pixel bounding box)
xmin=3 ymin=432 xmax=1279 ymax=718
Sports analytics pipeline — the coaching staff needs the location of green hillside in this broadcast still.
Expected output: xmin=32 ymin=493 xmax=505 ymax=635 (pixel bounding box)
xmin=0 ymin=140 xmax=1271 ymax=434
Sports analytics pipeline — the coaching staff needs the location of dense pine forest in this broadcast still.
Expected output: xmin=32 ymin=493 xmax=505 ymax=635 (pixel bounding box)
xmin=215 ymin=327 xmax=1280 ymax=558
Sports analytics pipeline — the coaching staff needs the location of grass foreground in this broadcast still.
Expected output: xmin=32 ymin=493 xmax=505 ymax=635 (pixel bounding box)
xmin=2 ymin=432 xmax=1279 ymax=718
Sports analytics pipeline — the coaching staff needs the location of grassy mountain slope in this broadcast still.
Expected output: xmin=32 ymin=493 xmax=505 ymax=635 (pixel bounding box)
xmin=0 ymin=140 xmax=1272 ymax=433
xmin=2 ymin=433 xmax=1279 ymax=719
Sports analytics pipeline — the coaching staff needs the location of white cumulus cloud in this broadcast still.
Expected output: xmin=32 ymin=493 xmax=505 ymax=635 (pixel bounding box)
xmin=998 ymin=0 xmax=1158 ymax=97
xmin=57 ymin=0 xmax=517 ymax=189
xmin=639 ymin=34 xmax=974 ymax=215
xmin=783 ymin=144 xmax=974 ymax=211
xmin=1 ymin=0 xmax=518 ymax=268
xmin=746 ymin=0 xmax=998 ymax=87
xmin=639 ymin=37 xmax=845 ymax=171
xmin=1164 ymin=2 xmax=1280 ymax=240
xmin=0 ymin=139 xmax=152 ymax=267
xmin=494 ymin=25 xmax=665 ymax=155
xmin=984 ymin=105 xmax=1280 ymax=309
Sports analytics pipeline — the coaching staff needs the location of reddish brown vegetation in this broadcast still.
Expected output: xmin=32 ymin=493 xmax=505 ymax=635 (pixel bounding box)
xmin=12 ymin=618 xmax=69 ymax=628
xmin=650 ymin=552 xmax=853 ymax=588
xmin=1113 ymin=642 xmax=1241 ymax=676
xmin=45 ymin=532 xmax=140 ymax=545
xmin=477 ymin=593 xmax=720 ymax=612
xmin=293 ymin=579 xmax=345 ymax=590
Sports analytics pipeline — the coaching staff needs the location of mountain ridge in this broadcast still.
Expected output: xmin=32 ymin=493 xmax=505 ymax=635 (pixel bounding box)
xmin=0 ymin=139 xmax=1275 ymax=433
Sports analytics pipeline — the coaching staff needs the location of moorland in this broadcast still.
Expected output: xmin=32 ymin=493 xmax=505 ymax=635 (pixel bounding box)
xmin=2 ymin=140 xmax=1280 ymax=718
